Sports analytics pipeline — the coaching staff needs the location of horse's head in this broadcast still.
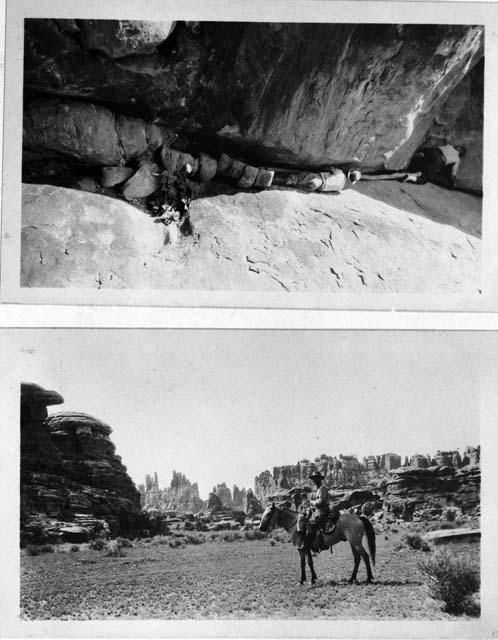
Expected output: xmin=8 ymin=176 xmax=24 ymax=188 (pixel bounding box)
xmin=259 ymin=502 xmax=278 ymax=532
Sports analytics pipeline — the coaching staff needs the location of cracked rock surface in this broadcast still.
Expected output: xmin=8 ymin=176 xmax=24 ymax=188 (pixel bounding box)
xmin=21 ymin=182 xmax=481 ymax=293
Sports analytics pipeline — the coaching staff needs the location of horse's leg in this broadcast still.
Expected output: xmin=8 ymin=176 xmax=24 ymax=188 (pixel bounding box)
xmin=307 ymin=549 xmax=317 ymax=584
xmin=299 ymin=549 xmax=306 ymax=585
xmin=348 ymin=543 xmax=361 ymax=584
xmin=359 ymin=544 xmax=374 ymax=583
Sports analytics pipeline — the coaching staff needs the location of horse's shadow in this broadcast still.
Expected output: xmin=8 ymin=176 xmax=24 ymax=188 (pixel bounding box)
xmin=306 ymin=579 xmax=423 ymax=589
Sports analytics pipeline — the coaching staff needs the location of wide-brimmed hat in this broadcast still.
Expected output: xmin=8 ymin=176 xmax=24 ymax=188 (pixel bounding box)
xmin=309 ymin=471 xmax=325 ymax=481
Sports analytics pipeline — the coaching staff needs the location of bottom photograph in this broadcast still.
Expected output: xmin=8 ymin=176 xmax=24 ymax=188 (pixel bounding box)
xmin=12 ymin=329 xmax=483 ymax=622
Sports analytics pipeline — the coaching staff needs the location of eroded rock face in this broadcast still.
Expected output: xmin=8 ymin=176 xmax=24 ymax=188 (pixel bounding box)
xmin=254 ymin=446 xmax=480 ymax=522
xmin=24 ymin=20 xmax=483 ymax=170
xmin=423 ymin=59 xmax=483 ymax=191
xmin=383 ymin=464 xmax=480 ymax=520
xmin=20 ymin=383 xmax=142 ymax=539
xmin=141 ymin=471 xmax=205 ymax=514
xmin=23 ymin=98 xmax=172 ymax=166
xmin=75 ymin=20 xmax=176 ymax=59
xmin=21 ymin=184 xmax=166 ymax=288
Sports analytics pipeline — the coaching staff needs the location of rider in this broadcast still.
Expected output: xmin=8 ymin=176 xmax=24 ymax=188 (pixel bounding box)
xmin=307 ymin=471 xmax=332 ymax=552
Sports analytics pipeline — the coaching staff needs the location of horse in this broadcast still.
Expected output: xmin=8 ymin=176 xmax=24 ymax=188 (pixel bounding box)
xmin=259 ymin=503 xmax=376 ymax=585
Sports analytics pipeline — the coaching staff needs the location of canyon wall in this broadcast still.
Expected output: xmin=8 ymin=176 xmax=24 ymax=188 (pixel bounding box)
xmin=21 ymin=382 xmax=143 ymax=541
xmin=23 ymin=20 xmax=483 ymax=173
xmin=138 ymin=470 xmax=205 ymax=514
xmin=139 ymin=472 xmax=254 ymax=515
xmin=254 ymin=447 xmax=480 ymax=521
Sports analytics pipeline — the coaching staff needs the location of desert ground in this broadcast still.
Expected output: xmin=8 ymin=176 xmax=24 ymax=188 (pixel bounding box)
xmin=21 ymin=528 xmax=479 ymax=620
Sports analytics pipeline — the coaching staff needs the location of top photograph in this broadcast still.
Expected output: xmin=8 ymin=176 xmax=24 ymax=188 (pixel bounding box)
xmin=2 ymin=2 xmax=494 ymax=308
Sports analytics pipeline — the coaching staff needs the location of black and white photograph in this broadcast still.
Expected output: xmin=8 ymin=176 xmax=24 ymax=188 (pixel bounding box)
xmin=2 ymin=0 xmax=495 ymax=308
xmin=1 ymin=2 xmax=498 ymax=639
xmin=2 ymin=328 xmax=489 ymax=630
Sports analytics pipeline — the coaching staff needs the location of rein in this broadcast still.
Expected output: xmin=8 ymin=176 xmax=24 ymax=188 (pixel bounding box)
xmin=275 ymin=506 xmax=299 ymax=533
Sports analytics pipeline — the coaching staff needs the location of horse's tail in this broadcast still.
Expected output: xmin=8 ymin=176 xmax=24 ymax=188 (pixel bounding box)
xmin=359 ymin=516 xmax=376 ymax=566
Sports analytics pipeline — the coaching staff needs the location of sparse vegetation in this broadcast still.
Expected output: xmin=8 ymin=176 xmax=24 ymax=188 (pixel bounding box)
xmin=443 ymin=507 xmax=457 ymax=522
xmin=116 ymin=537 xmax=133 ymax=548
xmin=20 ymin=535 xmax=479 ymax=619
xmin=89 ymin=539 xmax=107 ymax=551
xmin=401 ymin=532 xmax=431 ymax=552
xmin=105 ymin=540 xmax=126 ymax=557
xmin=418 ymin=548 xmax=480 ymax=614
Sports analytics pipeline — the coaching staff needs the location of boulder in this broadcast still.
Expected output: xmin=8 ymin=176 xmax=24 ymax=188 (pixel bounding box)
xmin=23 ymin=97 xmax=172 ymax=167
xmin=59 ymin=526 xmax=90 ymax=543
xmin=254 ymin=169 xmax=274 ymax=189
xmin=21 ymin=184 xmax=166 ymax=288
xmin=75 ymin=176 xmax=100 ymax=193
xmin=197 ymin=152 xmax=218 ymax=182
xmin=160 ymin=147 xmax=198 ymax=175
xmin=121 ymin=161 xmax=161 ymax=199
xmin=21 ymin=384 xmax=143 ymax=539
xmin=423 ymin=59 xmax=483 ymax=192
xmin=76 ymin=20 xmax=176 ymax=59
xmin=24 ymin=20 xmax=483 ymax=169
xmin=101 ymin=166 xmax=134 ymax=187
xmin=237 ymin=165 xmax=259 ymax=189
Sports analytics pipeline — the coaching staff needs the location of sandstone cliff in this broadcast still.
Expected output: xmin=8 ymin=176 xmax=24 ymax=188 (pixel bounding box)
xmin=139 ymin=470 xmax=205 ymax=514
xmin=255 ymin=446 xmax=480 ymax=522
xmin=23 ymin=20 xmax=483 ymax=173
xmin=21 ymin=382 xmax=142 ymax=542
xmin=140 ymin=472 xmax=251 ymax=515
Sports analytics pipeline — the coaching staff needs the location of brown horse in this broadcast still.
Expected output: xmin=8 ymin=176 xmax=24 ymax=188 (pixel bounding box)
xmin=259 ymin=503 xmax=376 ymax=585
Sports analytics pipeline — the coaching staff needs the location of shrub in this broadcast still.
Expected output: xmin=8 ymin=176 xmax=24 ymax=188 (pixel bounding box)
xmin=444 ymin=507 xmax=457 ymax=522
xmin=40 ymin=544 xmax=55 ymax=553
xmin=418 ymin=548 xmax=480 ymax=614
xmin=222 ymin=531 xmax=242 ymax=543
xmin=244 ymin=529 xmax=267 ymax=541
xmin=89 ymin=539 xmax=107 ymax=551
xmin=116 ymin=537 xmax=133 ymax=548
xmin=105 ymin=540 xmax=126 ymax=557
xmin=184 ymin=533 xmax=205 ymax=545
xmin=26 ymin=545 xmax=41 ymax=556
xmin=151 ymin=535 xmax=170 ymax=546
xmin=401 ymin=532 xmax=431 ymax=552
xmin=168 ymin=537 xmax=185 ymax=549
xmin=70 ymin=545 xmax=80 ymax=553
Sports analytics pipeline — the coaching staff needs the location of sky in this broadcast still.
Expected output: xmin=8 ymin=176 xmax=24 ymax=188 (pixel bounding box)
xmin=3 ymin=329 xmax=488 ymax=499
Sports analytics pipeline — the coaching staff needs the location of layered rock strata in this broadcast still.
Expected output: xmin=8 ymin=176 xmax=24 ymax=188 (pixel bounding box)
xmin=24 ymin=20 xmax=483 ymax=170
xmin=21 ymin=382 xmax=142 ymax=541
xmin=255 ymin=447 xmax=480 ymax=522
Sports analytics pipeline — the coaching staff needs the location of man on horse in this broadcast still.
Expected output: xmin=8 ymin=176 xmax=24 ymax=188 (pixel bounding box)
xmin=298 ymin=471 xmax=340 ymax=553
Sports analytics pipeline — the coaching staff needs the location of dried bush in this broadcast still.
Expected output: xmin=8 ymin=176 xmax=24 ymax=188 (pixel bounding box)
xmin=418 ymin=548 xmax=480 ymax=614
xmin=244 ymin=529 xmax=267 ymax=541
xmin=444 ymin=507 xmax=457 ymax=522
xmin=40 ymin=544 xmax=55 ymax=553
xmin=184 ymin=533 xmax=205 ymax=545
xmin=105 ymin=540 xmax=126 ymax=557
xmin=116 ymin=537 xmax=133 ymax=548
xmin=89 ymin=539 xmax=107 ymax=551
xmin=402 ymin=532 xmax=431 ymax=552
xmin=26 ymin=545 xmax=41 ymax=556
xmin=168 ymin=537 xmax=186 ymax=549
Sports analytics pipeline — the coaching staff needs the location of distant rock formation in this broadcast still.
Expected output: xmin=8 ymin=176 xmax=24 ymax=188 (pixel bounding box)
xmin=255 ymin=446 xmax=480 ymax=522
xmin=383 ymin=463 xmax=480 ymax=521
xmin=21 ymin=382 xmax=142 ymax=542
xmin=139 ymin=471 xmax=205 ymax=514
xmin=139 ymin=472 xmax=251 ymax=514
